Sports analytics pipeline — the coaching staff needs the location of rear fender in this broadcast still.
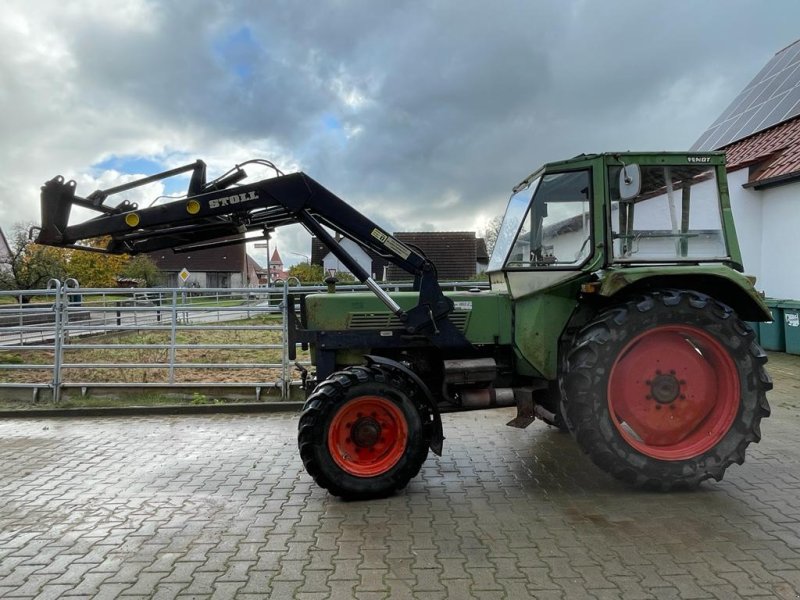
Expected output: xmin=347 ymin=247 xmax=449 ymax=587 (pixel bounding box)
xmin=598 ymin=269 xmax=771 ymax=321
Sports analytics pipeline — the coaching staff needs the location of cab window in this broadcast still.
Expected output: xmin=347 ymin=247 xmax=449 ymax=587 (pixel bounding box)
xmin=608 ymin=164 xmax=728 ymax=261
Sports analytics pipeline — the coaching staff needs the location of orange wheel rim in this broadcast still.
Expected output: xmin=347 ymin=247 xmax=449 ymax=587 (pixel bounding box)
xmin=328 ymin=396 xmax=408 ymax=477
xmin=608 ymin=324 xmax=740 ymax=461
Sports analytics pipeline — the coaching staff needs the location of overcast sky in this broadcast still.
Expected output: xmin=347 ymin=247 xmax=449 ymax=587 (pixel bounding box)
xmin=2 ymin=0 xmax=799 ymax=268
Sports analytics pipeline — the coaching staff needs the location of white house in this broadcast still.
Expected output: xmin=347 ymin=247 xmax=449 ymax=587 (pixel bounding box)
xmin=692 ymin=39 xmax=800 ymax=300
xmin=321 ymin=238 xmax=374 ymax=278
xmin=717 ymin=121 xmax=800 ymax=299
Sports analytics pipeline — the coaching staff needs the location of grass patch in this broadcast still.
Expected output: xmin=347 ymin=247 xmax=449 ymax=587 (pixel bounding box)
xmin=0 ymin=352 xmax=24 ymax=364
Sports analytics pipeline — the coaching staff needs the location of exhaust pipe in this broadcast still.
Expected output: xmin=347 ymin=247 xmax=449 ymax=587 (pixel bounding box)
xmin=460 ymin=387 xmax=516 ymax=409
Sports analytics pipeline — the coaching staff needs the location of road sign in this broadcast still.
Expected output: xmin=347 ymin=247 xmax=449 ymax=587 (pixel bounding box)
xmin=179 ymin=268 xmax=191 ymax=283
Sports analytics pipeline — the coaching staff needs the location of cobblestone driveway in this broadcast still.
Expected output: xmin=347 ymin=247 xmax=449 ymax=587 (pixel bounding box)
xmin=1 ymin=353 xmax=800 ymax=599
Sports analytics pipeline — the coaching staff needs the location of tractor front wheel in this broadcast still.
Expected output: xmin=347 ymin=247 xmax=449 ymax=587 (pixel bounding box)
xmin=298 ymin=365 xmax=432 ymax=499
xmin=562 ymin=290 xmax=771 ymax=490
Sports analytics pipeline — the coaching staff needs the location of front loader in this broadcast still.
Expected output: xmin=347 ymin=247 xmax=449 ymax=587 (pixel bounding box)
xmin=36 ymin=151 xmax=772 ymax=499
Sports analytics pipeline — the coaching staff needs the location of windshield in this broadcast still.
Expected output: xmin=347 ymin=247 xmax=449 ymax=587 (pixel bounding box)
xmin=489 ymin=170 xmax=593 ymax=272
xmin=487 ymin=178 xmax=540 ymax=272
xmin=506 ymin=170 xmax=592 ymax=268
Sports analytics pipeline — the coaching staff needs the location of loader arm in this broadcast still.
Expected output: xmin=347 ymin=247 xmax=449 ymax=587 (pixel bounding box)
xmin=35 ymin=160 xmax=469 ymax=344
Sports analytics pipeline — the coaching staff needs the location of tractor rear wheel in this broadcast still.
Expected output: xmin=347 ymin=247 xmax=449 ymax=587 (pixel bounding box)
xmin=298 ymin=365 xmax=432 ymax=499
xmin=562 ymin=289 xmax=771 ymax=490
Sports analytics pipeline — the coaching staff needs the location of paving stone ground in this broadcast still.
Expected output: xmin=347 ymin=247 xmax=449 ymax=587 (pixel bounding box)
xmin=1 ymin=352 xmax=800 ymax=599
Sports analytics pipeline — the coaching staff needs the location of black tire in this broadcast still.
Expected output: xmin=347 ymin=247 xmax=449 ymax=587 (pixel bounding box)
xmin=298 ymin=364 xmax=432 ymax=499
xmin=562 ymin=289 xmax=772 ymax=490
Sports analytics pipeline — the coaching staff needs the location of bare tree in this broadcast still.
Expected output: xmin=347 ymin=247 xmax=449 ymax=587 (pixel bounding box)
xmin=481 ymin=215 xmax=504 ymax=257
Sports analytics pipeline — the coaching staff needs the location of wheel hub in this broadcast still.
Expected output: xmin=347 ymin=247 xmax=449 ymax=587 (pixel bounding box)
xmin=352 ymin=418 xmax=381 ymax=447
xmin=649 ymin=371 xmax=682 ymax=405
xmin=327 ymin=395 xmax=409 ymax=477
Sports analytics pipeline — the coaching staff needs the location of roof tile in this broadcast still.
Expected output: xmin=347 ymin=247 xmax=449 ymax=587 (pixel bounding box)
xmin=387 ymin=232 xmax=477 ymax=281
xmin=724 ymin=115 xmax=800 ymax=184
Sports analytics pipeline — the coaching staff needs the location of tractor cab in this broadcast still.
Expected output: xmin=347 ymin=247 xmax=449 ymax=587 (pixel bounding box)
xmin=488 ymin=152 xmax=737 ymax=299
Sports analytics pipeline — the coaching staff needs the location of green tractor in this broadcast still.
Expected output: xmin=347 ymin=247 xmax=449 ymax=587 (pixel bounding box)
xmin=37 ymin=151 xmax=772 ymax=499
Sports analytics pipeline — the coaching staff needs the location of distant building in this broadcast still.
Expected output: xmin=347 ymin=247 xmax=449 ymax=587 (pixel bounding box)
xmin=475 ymin=237 xmax=489 ymax=274
xmin=268 ymin=248 xmax=290 ymax=282
xmin=385 ymin=232 xmax=486 ymax=281
xmin=148 ymin=236 xmax=248 ymax=288
xmin=246 ymin=254 xmax=269 ymax=286
xmin=311 ymin=232 xmax=488 ymax=281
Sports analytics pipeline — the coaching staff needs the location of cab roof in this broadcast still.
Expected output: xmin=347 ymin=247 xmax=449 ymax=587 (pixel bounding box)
xmin=514 ymin=151 xmax=726 ymax=192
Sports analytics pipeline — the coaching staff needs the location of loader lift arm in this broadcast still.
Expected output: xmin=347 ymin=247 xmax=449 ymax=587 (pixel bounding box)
xmin=35 ymin=159 xmax=470 ymax=346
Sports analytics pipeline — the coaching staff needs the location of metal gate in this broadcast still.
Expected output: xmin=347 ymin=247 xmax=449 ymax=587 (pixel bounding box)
xmin=0 ymin=279 xmax=297 ymax=403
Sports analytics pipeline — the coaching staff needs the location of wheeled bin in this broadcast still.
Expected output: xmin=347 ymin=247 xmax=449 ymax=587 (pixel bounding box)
xmin=781 ymin=300 xmax=800 ymax=355
xmin=759 ymin=299 xmax=785 ymax=352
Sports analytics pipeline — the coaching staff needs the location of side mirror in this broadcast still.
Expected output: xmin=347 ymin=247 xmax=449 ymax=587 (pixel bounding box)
xmin=619 ymin=164 xmax=641 ymax=200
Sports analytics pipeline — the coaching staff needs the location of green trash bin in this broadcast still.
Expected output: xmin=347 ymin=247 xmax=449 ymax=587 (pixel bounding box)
xmin=781 ymin=300 xmax=800 ymax=355
xmin=759 ymin=299 xmax=786 ymax=352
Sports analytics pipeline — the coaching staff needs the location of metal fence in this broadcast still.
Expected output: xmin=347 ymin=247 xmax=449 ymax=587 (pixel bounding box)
xmin=0 ymin=279 xmax=488 ymax=404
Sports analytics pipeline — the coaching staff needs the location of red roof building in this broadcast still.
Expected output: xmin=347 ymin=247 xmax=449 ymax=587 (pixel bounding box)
xmin=722 ymin=115 xmax=800 ymax=188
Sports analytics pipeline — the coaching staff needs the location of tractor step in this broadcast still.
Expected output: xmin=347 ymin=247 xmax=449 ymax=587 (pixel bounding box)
xmin=506 ymin=384 xmax=548 ymax=429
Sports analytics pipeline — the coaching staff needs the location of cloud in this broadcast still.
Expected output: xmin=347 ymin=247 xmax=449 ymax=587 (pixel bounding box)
xmin=1 ymin=0 xmax=799 ymax=268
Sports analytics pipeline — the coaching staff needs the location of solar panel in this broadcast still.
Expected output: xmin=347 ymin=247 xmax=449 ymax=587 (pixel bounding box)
xmin=692 ymin=39 xmax=800 ymax=151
